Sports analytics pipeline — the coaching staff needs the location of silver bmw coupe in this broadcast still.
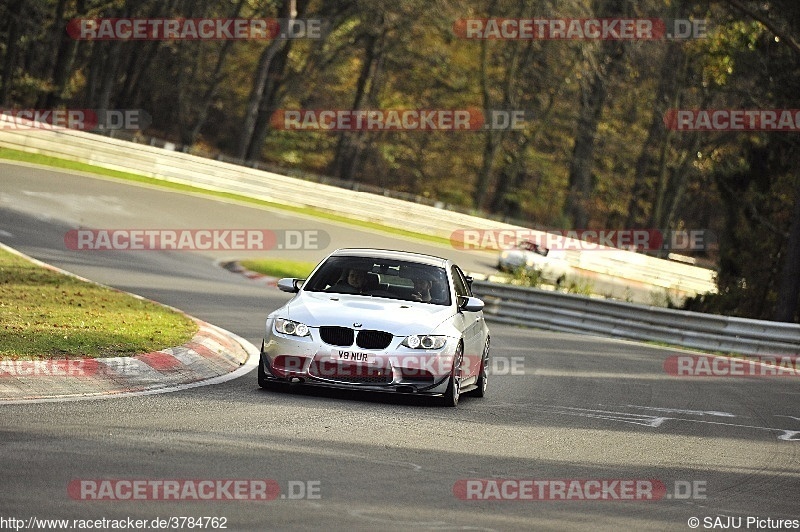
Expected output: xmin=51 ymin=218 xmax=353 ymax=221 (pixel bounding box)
xmin=259 ymin=249 xmax=490 ymax=406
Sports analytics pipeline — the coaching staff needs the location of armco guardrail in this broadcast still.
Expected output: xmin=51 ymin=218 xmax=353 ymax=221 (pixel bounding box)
xmin=0 ymin=117 xmax=716 ymax=298
xmin=471 ymin=280 xmax=800 ymax=356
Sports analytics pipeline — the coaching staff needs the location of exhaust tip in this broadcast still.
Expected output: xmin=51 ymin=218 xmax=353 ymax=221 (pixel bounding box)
xmin=395 ymin=385 xmax=415 ymax=393
xmin=289 ymin=377 xmax=305 ymax=384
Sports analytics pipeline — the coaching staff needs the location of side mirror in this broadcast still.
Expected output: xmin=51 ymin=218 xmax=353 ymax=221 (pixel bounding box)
xmin=277 ymin=278 xmax=304 ymax=293
xmin=458 ymin=296 xmax=484 ymax=312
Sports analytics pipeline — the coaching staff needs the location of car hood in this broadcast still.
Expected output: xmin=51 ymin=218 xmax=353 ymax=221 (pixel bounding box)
xmin=284 ymin=291 xmax=456 ymax=335
xmin=502 ymin=249 xmax=527 ymax=260
xmin=501 ymin=249 xmax=531 ymax=265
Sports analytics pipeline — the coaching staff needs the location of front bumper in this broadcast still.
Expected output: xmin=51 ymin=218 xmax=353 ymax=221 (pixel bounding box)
xmin=260 ymin=329 xmax=459 ymax=395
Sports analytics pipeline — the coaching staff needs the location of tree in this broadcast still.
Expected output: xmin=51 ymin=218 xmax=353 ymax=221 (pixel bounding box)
xmin=719 ymin=0 xmax=800 ymax=321
xmin=564 ymin=0 xmax=629 ymax=228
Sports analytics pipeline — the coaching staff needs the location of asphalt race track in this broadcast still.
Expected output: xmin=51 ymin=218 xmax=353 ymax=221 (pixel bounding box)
xmin=1 ymin=161 xmax=799 ymax=531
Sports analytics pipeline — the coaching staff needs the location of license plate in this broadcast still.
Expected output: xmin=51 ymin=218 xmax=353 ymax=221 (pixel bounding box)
xmin=332 ymin=349 xmax=375 ymax=364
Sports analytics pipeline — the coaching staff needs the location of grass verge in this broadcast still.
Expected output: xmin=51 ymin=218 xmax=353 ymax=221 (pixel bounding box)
xmin=239 ymin=258 xmax=316 ymax=279
xmin=0 ymin=147 xmax=453 ymax=247
xmin=0 ymin=248 xmax=197 ymax=359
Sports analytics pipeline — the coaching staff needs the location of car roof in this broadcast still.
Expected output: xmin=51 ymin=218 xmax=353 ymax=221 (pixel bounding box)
xmin=329 ymin=248 xmax=449 ymax=268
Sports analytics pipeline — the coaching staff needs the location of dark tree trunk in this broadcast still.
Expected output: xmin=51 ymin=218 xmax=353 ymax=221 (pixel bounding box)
xmin=97 ymin=41 xmax=123 ymax=112
xmin=118 ymin=41 xmax=160 ymax=110
xmin=473 ymin=28 xmax=500 ymax=211
xmin=626 ymin=41 xmax=684 ymax=228
xmin=490 ymin=93 xmax=558 ymax=216
xmin=118 ymin=0 xmax=181 ymax=109
xmin=84 ymin=40 xmax=104 ymax=107
xmin=774 ymin=179 xmax=800 ymax=322
xmin=564 ymin=0 xmax=627 ymax=228
xmin=245 ymin=37 xmax=294 ymax=160
xmin=237 ymin=0 xmax=308 ymax=161
xmin=237 ymin=39 xmax=283 ymax=160
xmin=37 ymin=0 xmax=67 ymax=107
xmin=187 ymin=0 xmax=246 ymax=145
xmin=330 ymin=26 xmax=385 ymax=180
xmin=0 ymin=0 xmax=26 ymax=104
xmin=564 ymin=66 xmax=609 ymax=228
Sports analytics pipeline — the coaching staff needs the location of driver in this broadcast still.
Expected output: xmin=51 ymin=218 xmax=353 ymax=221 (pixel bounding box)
xmin=411 ymin=276 xmax=432 ymax=302
xmin=409 ymin=269 xmax=443 ymax=303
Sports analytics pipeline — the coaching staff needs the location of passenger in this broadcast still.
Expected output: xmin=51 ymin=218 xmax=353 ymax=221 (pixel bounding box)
xmin=331 ymin=267 xmax=370 ymax=294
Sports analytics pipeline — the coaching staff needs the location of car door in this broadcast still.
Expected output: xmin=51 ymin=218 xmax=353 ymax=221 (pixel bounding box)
xmin=451 ymin=265 xmax=483 ymax=380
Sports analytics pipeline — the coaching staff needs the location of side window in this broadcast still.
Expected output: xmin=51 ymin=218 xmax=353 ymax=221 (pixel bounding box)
xmin=451 ymin=266 xmax=471 ymax=298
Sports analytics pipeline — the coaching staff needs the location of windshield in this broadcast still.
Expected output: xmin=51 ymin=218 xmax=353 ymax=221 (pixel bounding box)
xmin=303 ymin=256 xmax=451 ymax=306
xmin=518 ymin=240 xmax=549 ymax=256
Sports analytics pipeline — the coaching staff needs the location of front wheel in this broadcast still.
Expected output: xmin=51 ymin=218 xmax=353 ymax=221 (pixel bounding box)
xmin=257 ymin=344 xmax=284 ymax=390
xmin=467 ymin=338 xmax=489 ymax=398
xmin=440 ymin=344 xmax=463 ymax=407
xmin=257 ymin=354 xmax=269 ymax=388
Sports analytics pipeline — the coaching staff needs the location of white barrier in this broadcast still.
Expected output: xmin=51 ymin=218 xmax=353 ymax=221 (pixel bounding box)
xmin=471 ymin=281 xmax=800 ymax=356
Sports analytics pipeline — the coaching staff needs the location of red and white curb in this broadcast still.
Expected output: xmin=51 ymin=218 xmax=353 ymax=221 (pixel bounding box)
xmin=0 ymin=243 xmax=258 ymax=404
xmin=217 ymin=259 xmax=279 ymax=287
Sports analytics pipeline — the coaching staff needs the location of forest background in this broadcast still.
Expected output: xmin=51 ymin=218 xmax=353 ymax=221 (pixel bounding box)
xmin=1 ymin=0 xmax=798 ymax=322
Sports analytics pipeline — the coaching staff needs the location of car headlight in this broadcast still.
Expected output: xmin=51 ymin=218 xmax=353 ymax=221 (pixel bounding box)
xmin=274 ymin=318 xmax=310 ymax=337
xmin=402 ymin=335 xmax=447 ymax=350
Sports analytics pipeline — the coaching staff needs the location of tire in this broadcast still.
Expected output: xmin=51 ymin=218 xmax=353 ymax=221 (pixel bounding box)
xmin=258 ymin=343 xmax=291 ymax=391
xmin=257 ymin=342 xmax=281 ymax=390
xmin=257 ymin=353 xmax=269 ymax=388
xmin=467 ymin=338 xmax=489 ymax=398
xmin=440 ymin=343 xmax=463 ymax=407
